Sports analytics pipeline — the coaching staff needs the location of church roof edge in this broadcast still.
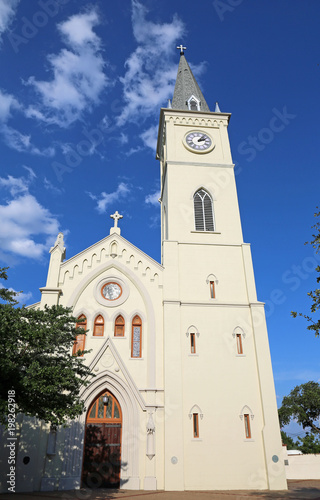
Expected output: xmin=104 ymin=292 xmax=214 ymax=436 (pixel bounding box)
xmin=60 ymin=232 xmax=163 ymax=271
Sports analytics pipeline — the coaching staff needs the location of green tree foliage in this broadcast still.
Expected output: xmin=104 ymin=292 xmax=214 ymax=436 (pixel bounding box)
xmin=0 ymin=267 xmax=19 ymax=304
xmin=281 ymin=430 xmax=298 ymax=450
xmin=292 ymin=209 xmax=320 ymax=337
xmin=297 ymin=433 xmax=320 ymax=454
xmin=0 ymin=268 xmax=93 ymax=427
xmin=278 ymin=381 xmax=320 ymax=435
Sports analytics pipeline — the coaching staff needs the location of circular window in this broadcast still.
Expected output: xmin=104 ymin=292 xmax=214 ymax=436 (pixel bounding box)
xmin=101 ymin=282 xmax=122 ymax=301
xmin=95 ymin=277 xmax=129 ymax=308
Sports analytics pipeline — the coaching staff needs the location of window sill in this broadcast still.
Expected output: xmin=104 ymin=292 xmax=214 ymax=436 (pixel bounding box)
xmin=129 ymin=357 xmax=144 ymax=361
xmin=192 ymin=438 xmax=203 ymax=442
xmin=236 ymin=354 xmax=246 ymax=357
xmin=243 ymin=439 xmax=255 ymax=442
xmin=114 ymin=336 xmax=127 ymax=339
xmin=91 ymin=336 xmax=105 ymax=339
xmin=191 ymin=231 xmax=221 ymax=234
xmin=188 ymin=354 xmax=199 ymax=357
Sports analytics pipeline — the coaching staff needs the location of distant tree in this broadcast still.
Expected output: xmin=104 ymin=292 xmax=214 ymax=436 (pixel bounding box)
xmin=0 ymin=267 xmax=18 ymax=304
xmin=278 ymin=382 xmax=320 ymax=435
xmin=291 ymin=209 xmax=320 ymax=337
xmin=297 ymin=433 xmax=320 ymax=454
xmin=0 ymin=267 xmax=93 ymax=427
xmin=281 ymin=431 xmax=298 ymax=450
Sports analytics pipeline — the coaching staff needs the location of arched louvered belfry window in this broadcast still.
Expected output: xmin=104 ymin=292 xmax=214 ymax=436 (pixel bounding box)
xmin=194 ymin=189 xmax=215 ymax=231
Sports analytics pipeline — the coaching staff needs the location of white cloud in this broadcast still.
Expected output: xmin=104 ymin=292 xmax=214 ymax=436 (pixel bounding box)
xmin=0 ymin=124 xmax=55 ymax=156
xmin=0 ymin=174 xmax=61 ymax=259
xmin=0 ymin=0 xmax=19 ymax=42
xmin=59 ymin=9 xmax=100 ymax=48
xmin=145 ymin=190 xmax=160 ymax=206
xmin=26 ymin=9 xmax=109 ymax=127
xmin=22 ymin=165 xmax=36 ymax=179
xmin=88 ymin=182 xmax=131 ymax=214
xmin=0 ymin=89 xmax=20 ymax=121
xmin=148 ymin=213 xmax=160 ymax=228
xmin=44 ymin=177 xmax=63 ymax=195
xmin=0 ymin=174 xmax=28 ymax=196
xmin=0 ymin=167 xmax=34 ymax=196
xmin=0 ymin=90 xmax=55 ymax=156
xmin=118 ymin=132 xmax=128 ymax=145
xmin=125 ymin=145 xmax=143 ymax=157
xmin=116 ymin=1 xmax=185 ymax=126
xmin=140 ymin=124 xmax=158 ymax=152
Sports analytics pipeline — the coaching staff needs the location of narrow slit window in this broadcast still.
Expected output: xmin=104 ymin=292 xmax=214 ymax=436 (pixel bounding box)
xmin=73 ymin=315 xmax=86 ymax=356
xmin=244 ymin=414 xmax=251 ymax=439
xmin=236 ymin=333 xmax=243 ymax=354
xmin=131 ymin=315 xmax=142 ymax=358
xmin=190 ymin=333 xmax=196 ymax=354
xmin=193 ymin=413 xmax=199 ymax=438
xmin=93 ymin=315 xmax=104 ymax=336
xmin=210 ymin=281 xmax=215 ymax=298
xmin=114 ymin=315 xmax=125 ymax=337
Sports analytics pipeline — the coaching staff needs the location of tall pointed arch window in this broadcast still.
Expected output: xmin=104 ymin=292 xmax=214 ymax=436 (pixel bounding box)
xmin=114 ymin=315 xmax=125 ymax=337
xmin=93 ymin=315 xmax=104 ymax=336
xmin=131 ymin=315 xmax=142 ymax=358
xmin=194 ymin=189 xmax=214 ymax=231
xmin=73 ymin=315 xmax=87 ymax=356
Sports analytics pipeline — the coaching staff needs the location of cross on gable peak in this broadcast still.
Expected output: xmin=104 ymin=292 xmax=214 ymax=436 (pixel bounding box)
xmin=110 ymin=211 xmax=123 ymax=228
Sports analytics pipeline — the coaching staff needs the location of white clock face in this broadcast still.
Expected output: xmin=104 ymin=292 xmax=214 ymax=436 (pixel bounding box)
xmin=101 ymin=282 xmax=122 ymax=301
xmin=185 ymin=132 xmax=213 ymax=152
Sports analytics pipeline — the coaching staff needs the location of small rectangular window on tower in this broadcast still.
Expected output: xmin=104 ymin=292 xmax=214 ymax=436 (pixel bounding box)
xmin=244 ymin=414 xmax=251 ymax=439
xmin=210 ymin=281 xmax=215 ymax=299
xmin=193 ymin=413 xmax=199 ymax=438
xmin=236 ymin=334 xmax=243 ymax=354
xmin=190 ymin=333 xmax=196 ymax=354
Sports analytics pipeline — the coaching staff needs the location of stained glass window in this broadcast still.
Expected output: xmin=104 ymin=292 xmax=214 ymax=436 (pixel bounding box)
xmin=131 ymin=316 xmax=142 ymax=358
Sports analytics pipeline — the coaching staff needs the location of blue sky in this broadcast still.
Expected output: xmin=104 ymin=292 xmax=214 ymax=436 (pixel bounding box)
xmin=0 ymin=0 xmax=319 ymax=436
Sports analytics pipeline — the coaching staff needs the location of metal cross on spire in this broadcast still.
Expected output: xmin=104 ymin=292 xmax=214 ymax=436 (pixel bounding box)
xmin=110 ymin=211 xmax=123 ymax=228
xmin=177 ymin=44 xmax=186 ymax=55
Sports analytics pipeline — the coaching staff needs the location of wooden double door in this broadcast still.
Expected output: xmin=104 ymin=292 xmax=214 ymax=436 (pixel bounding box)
xmin=82 ymin=391 xmax=122 ymax=488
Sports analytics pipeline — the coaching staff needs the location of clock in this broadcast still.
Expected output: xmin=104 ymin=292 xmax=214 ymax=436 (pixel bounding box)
xmin=184 ymin=131 xmax=214 ymax=152
xmin=101 ymin=282 xmax=122 ymax=301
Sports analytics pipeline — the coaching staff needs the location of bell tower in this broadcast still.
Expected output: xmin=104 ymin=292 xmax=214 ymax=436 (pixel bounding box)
xmin=157 ymin=47 xmax=287 ymax=491
xmin=157 ymin=46 xmax=243 ymax=250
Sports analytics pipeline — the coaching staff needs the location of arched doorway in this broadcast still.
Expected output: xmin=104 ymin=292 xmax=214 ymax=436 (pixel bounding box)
xmin=82 ymin=390 xmax=122 ymax=488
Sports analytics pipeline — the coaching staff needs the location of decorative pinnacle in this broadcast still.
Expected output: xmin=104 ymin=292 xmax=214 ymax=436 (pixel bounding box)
xmin=110 ymin=211 xmax=123 ymax=228
xmin=177 ymin=44 xmax=186 ymax=55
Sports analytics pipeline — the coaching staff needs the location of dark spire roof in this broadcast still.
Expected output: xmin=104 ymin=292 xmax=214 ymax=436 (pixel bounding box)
xmin=171 ymin=54 xmax=210 ymax=112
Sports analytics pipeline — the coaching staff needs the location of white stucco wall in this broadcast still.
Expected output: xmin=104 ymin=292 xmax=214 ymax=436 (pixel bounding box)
xmin=283 ymin=447 xmax=320 ymax=480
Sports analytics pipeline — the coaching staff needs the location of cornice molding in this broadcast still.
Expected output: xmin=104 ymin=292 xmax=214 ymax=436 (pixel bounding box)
xmin=166 ymin=161 xmax=235 ymax=169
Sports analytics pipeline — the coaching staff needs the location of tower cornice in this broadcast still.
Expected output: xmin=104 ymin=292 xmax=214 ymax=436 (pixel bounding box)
xmin=156 ymin=108 xmax=231 ymax=160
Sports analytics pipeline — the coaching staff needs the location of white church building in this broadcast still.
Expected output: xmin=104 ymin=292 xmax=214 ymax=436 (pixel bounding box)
xmin=1 ymin=49 xmax=287 ymax=492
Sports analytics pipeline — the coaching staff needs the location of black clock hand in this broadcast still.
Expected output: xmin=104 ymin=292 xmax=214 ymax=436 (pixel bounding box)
xmin=198 ymin=136 xmax=206 ymax=142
